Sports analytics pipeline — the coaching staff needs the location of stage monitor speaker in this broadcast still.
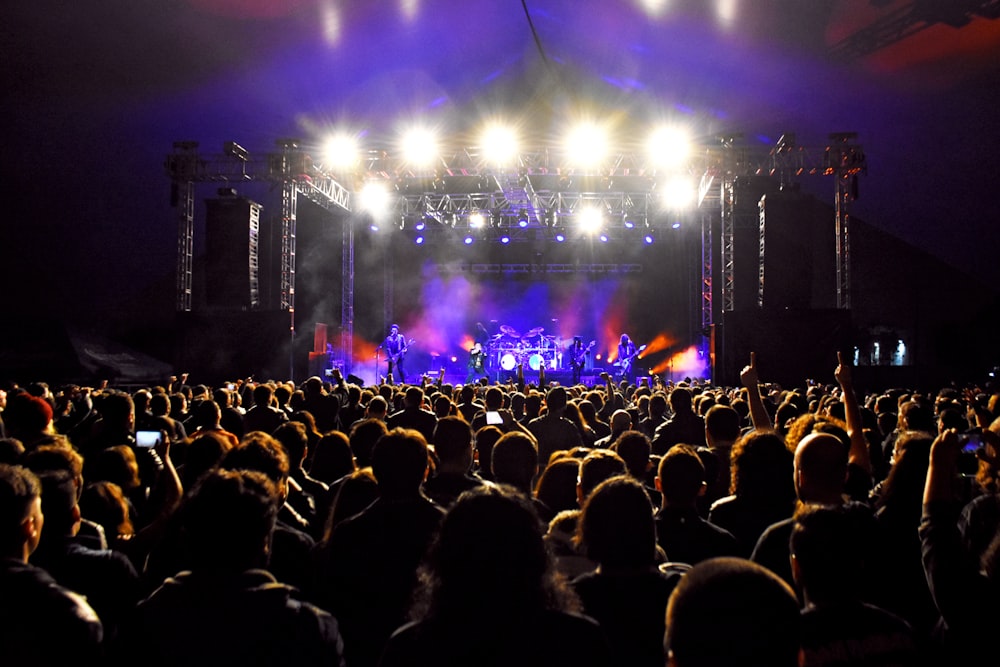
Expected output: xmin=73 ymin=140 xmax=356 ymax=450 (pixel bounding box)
xmin=205 ymin=197 xmax=262 ymax=310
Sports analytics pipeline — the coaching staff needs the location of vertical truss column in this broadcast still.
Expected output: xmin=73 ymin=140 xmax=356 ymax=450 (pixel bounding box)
xmin=700 ymin=212 xmax=713 ymax=337
xmin=757 ymin=197 xmax=766 ymax=308
xmin=824 ymin=132 xmax=865 ymax=310
xmin=720 ymin=176 xmax=736 ymax=312
xmin=835 ymin=176 xmax=852 ymax=309
xmin=280 ymin=180 xmax=297 ymax=312
xmin=341 ymin=217 xmax=355 ymax=374
xmin=175 ymin=180 xmax=194 ymax=311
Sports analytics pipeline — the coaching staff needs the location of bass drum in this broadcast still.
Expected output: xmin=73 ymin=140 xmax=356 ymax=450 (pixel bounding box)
xmin=527 ymin=353 xmax=544 ymax=371
xmin=500 ymin=352 xmax=519 ymax=371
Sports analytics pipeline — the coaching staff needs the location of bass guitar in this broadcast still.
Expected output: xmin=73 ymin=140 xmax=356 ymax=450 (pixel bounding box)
xmin=618 ymin=344 xmax=647 ymax=375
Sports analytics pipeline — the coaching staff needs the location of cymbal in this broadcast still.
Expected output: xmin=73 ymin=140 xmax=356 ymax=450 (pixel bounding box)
xmin=526 ymin=327 xmax=544 ymax=336
xmin=500 ymin=325 xmax=518 ymax=336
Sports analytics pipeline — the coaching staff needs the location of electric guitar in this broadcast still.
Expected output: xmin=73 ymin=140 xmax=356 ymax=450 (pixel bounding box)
xmin=387 ymin=338 xmax=415 ymax=365
xmin=572 ymin=340 xmax=596 ymax=367
xmin=618 ymin=344 xmax=647 ymax=374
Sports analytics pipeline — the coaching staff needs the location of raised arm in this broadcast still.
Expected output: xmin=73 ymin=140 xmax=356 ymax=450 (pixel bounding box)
xmin=740 ymin=352 xmax=773 ymax=432
xmin=835 ymin=351 xmax=871 ymax=475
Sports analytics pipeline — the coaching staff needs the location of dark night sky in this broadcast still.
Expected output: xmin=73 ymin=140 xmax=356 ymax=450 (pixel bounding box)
xmin=3 ymin=0 xmax=1000 ymax=327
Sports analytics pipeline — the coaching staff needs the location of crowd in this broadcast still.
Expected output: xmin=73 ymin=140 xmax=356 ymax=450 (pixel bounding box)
xmin=1 ymin=357 xmax=999 ymax=666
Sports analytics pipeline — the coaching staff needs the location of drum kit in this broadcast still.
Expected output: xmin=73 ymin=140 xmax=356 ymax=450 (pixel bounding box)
xmin=491 ymin=325 xmax=560 ymax=372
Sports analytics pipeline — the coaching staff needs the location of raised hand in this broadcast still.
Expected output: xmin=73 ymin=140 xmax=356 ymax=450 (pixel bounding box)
xmin=740 ymin=352 xmax=759 ymax=389
xmin=834 ymin=350 xmax=852 ymax=388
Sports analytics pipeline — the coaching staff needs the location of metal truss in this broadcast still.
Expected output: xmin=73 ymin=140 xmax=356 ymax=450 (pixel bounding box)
xmin=829 ymin=0 xmax=1000 ymax=61
xmin=433 ymin=263 xmax=643 ymax=275
xmin=696 ymin=132 xmax=867 ymax=346
xmin=165 ymin=141 xmax=351 ymax=314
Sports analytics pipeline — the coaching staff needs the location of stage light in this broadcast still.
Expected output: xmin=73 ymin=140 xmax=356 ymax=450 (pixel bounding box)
xmin=500 ymin=234 xmax=511 ymax=244
xmin=623 ymin=217 xmax=635 ymax=229
xmin=358 ymin=181 xmax=392 ymax=218
xmin=400 ymin=126 xmax=439 ymax=169
xmin=415 ymin=220 xmax=426 ymax=231
xmin=660 ymin=176 xmax=695 ymax=209
xmin=644 ymin=234 xmax=654 ymax=244
xmin=517 ymin=209 xmax=529 ymax=227
xmin=564 ymin=122 xmax=608 ymax=169
xmin=599 ymin=233 xmax=609 ymax=243
xmin=322 ymin=132 xmax=360 ymax=171
xmin=480 ymin=124 xmax=519 ymax=165
xmin=672 ymin=221 xmax=681 ymax=229
xmin=370 ymin=223 xmax=380 ymax=232
xmin=415 ymin=235 xmax=425 ymax=245
xmin=464 ymin=235 xmax=474 ymax=245
xmin=555 ymin=232 xmax=566 ymax=242
xmin=578 ymin=207 xmax=603 ymax=234
xmin=647 ymin=126 xmax=691 ymax=169
xmin=469 ymin=211 xmax=486 ymax=229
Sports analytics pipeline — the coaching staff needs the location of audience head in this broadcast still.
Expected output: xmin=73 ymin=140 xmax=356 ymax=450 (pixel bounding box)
xmin=0 ymin=464 xmax=43 ymax=560
xmin=534 ymin=457 xmax=581 ymax=517
xmin=657 ymin=444 xmax=706 ymax=508
xmin=611 ymin=430 xmax=651 ymax=480
xmin=578 ymin=448 xmax=628 ymax=500
xmin=371 ymin=428 xmax=430 ymax=498
xmin=414 ymin=484 xmax=575 ymax=621
xmin=664 ymin=557 xmax=800 ymax=667
xmin=576 ymin=475 xmax=657 ymax=571
xmin=431 ymin=416 xmax=474 ymax=469
xmin=180 ymin=468 xmax=279 ymax=572
xmin=350 ymin=417 xmax=389 ymax=468
xmin=793 ymin=432 xmax=848 ymax=503
xmin=309 ymin=431 xmax=355 ymax=484
xmin=490 ymin=431 xmax=539 ymax=493
xmin=704 ymin=405 xmax=740 ymax=446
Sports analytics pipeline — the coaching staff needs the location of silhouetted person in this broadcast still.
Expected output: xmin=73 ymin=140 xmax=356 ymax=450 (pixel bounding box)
xmin=118 ymin=468 xmax=346 ymax=666
xmin=0 ymin=464 xmax=103 ymax=662
xmin=664 ymin=557 xmax=800 ymax=667
xmin=315 ymin=427 xmax=444 ymax=667
xmin=380 ymin=485 xmax=612 ymax=667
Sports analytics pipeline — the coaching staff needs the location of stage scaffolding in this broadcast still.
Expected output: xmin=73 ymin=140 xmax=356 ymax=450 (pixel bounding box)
xmin=167 ymin=133 xmax=864 ymax=378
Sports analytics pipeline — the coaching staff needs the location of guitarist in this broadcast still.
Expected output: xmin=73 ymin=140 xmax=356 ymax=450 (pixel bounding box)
xmin=383 ymin=324 xmax=409 ymax=383
xmin=617 ymin=333 xmax=640 ymax=383
xmin=570 ymin=337 xmax=595 ymax=385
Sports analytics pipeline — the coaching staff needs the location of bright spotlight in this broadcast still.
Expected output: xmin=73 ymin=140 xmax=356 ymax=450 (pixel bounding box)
xmin=647 ymin=126 xmax=692 ymax=169
xmin=671 ymin=221 xmax=681 ymax=229
xmin=578 ymin=207 xmax=604 ymax=234
xmin=463 ymin=235 xmax=474 ymax=245
xmin=469 ymin=211 xmax=486 ymax=228
xmin=415 ymin=235 xmax=424 ymax=244
xmin=644 ymin=234 xmax=654 ymax=244
xmin=517 ymin=209 xmax=529 ymax=227
xmin=660 ymin=176 xmax=696 ymax=209
xmin=599 ymin=233 xmax=609 ymax=243
xmin=358 ymin=181 xmax=392 ymax=218
xmin=555 ymin=232 xmax=566 ymax=242
xmin=500 ymin=234 xmax=510 ymax=244
xmin=480 ymin=124 xmax=519 ymax=165
xmin=369 ymin=223 xmax=380 ymax=232
xmin=400 ymin=126 xmax=439 ymax=169
xmin=564 ymin=122 xmax=609 ymax=169
xmin=322 ymin=133 xmax=360 ymax=171
xmin=415 ymin=220 xmax=426 ymax=231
